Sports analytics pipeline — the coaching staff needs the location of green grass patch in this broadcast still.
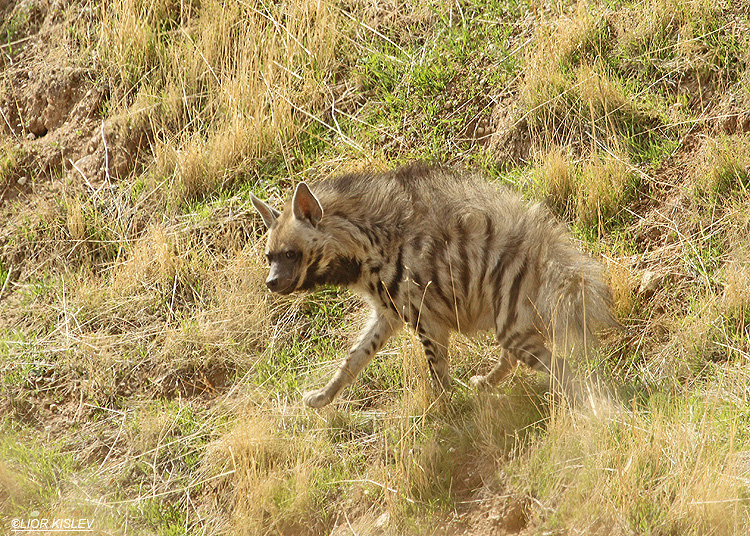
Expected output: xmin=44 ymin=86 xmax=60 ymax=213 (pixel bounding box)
xmin=0 ymin=422 xmax=82 ymax=516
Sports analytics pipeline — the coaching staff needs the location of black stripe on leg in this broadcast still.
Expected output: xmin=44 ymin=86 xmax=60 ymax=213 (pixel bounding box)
xmin=427 ymin=240 xmax=454 ymax=312
xmin=420 ymin=335 xmax=441 ymax=381
xmin=490 ymin=234 xmax=521 ymax=318
xmin=421 ymin=338 xmax=435 ymax=352
xmin=426 ymin=358 xmax=438 ymax=383
xmin=514 ymin=343 xmax=542 ymax=368
xmin=503 ymin=328 xmax=537 ymax=349
xmin=457 ymin=220 xmax=471 ymax=299
xmin=386 ymin=244 xmax=404 ymax=304
xmin=496 ymin=259 xmax=528 ymax=344
xmin=478 ymin=215 xmax=494 ymax=306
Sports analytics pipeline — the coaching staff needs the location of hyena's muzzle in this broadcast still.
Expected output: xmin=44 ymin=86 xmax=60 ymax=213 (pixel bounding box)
xmin=265 ymin=251 xmax=302 ymax=294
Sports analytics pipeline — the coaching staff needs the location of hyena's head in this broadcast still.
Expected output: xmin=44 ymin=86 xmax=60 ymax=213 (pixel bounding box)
xmin=250 ymin=183 xmax=325 ymax=295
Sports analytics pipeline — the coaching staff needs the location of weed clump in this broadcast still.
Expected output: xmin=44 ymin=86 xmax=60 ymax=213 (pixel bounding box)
xmin=536 ymin=147 xmax=637 ymax=232
xmin=693 ymin=135 xmax=750 ymax=201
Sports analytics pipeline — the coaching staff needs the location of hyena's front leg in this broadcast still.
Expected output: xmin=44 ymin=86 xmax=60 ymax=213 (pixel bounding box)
xmin=303 ymin=310 xmax=400 ymax=408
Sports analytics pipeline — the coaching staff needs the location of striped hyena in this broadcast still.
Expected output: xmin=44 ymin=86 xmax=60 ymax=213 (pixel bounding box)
xmin=251 ymin=163 xmax=617 ymax=408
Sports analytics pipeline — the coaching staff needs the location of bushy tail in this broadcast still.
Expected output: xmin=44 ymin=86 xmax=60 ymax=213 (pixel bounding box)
xmin=544 ymin=251 xmax=619 ymax=356
xmin=537 ymin=241 xmax=620 ymax=407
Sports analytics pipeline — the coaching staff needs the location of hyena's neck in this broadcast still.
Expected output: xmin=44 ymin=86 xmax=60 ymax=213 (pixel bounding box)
xmin=298 ymin=212 xmax=388 ymax=291
xmin=299 ymin=251 xmax=363 ymax=290
xmin=320 ymin=212 xmax=406 ymax=308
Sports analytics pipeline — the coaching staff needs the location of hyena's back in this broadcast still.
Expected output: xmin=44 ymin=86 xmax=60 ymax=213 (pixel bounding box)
xmin=253 ymin=163 xmax=617 ymax=406
xmin=317 ymin=164 xmax=614 ymax=348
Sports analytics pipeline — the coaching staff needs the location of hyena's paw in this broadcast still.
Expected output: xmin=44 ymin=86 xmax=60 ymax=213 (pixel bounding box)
xmin=302 ymin=388 xmax=333 ymax=408
xmin=470 ymin=375 xmax=493 ymax=390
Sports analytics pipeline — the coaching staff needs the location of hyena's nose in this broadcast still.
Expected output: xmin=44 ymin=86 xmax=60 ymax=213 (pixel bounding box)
xmin=266 ymin=276 xmax=280 ymax=292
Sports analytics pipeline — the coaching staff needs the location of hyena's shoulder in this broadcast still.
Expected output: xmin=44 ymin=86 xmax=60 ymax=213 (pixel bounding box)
xmin=309 ymin=164 xmax=440 ymax=241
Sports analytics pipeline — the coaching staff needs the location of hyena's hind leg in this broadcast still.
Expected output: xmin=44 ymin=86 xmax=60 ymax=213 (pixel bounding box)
xmin=469 ymin=348 xmax=517 ymax=389
xmin=416 ymin=327 xmax=451 ymax=395
xmin=471 ymin=330 xmax=546 ymax=390
xmin=507 ymin=333 xmax=576 ymax=399
xmin=303 ymin=310 xmax=399 ymax=408
xmin=471 ymin=331 xmax=574 ymax=397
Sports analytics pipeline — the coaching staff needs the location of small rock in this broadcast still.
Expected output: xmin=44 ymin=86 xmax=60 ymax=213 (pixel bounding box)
xmin=638 ymin=270 xmax=664 ymax=296
xmin=17 ymin=176 xmax=27 ymax=186
xmin=374 ymin=512 xmax=390 ymax=529
xmin=74 ymin=154 xmax=95 ymax=170
xmin=26 ymin=132 xmax=36 ymax=140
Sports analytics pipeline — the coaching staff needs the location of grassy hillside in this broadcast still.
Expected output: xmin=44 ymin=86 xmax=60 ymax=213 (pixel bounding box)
xmin=1 ymin=0 xmax=750 ymax=534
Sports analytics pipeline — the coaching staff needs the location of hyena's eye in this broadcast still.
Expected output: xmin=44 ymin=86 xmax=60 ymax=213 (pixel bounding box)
xmin=284 ymin=250 xmax=298 ymax=260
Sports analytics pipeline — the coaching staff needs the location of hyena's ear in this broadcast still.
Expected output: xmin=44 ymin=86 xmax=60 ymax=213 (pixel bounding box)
xmin=292 ymin=182 xmax=323 ymax=227
xmin=250 ymin=193 xmax=280 ymax=229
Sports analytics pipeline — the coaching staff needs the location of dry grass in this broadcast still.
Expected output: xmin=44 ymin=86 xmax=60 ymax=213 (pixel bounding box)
xmin=515 ymin=390 xmax=750 ymax=535
xmin=201 ymin=410 xmax=336 ymax=535
xmin=536 ymin=146 xmax=636 ymax=231
xmin=537 ymin=146 xmax=576 ymax=218
xmin=604 ymin=255 xmax=639 ymax=320
xmin=577 ymin=150 xmax=634 ymax=229
xmin=99 ymin=0 xmax=340 ymax=205
xmin=693 ymin=134 xmax=750 ymax=201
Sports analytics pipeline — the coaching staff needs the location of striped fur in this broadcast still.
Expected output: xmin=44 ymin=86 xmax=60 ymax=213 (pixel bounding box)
xmin=251 ymin=163 xmax=618 ymax=408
